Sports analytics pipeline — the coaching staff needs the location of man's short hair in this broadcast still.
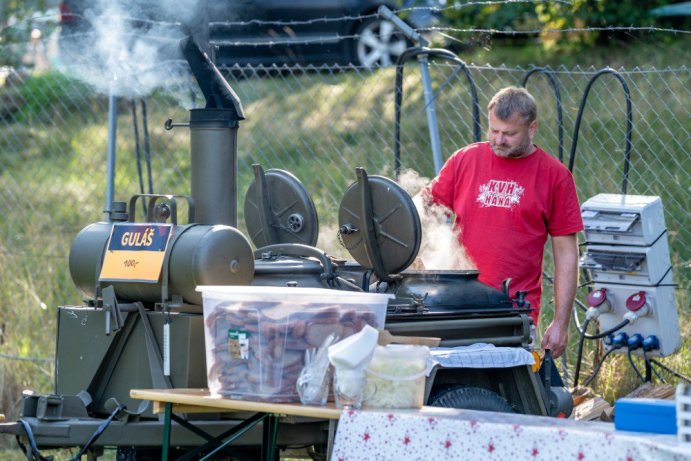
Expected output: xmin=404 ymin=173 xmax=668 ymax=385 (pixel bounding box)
xmin=487 ymin=87 xmax=537 ymax=125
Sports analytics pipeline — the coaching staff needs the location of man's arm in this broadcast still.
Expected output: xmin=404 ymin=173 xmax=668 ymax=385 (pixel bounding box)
xmin=540 ymin=233 xmax=579 ymax=358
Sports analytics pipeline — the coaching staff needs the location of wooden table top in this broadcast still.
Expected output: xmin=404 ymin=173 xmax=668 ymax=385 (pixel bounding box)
xmin=130 ymin=388 xmax=343 ymax=420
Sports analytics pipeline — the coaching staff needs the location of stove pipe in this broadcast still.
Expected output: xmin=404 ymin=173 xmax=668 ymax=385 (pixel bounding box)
xmin=182 ymin=37 xmax=245 ymax=226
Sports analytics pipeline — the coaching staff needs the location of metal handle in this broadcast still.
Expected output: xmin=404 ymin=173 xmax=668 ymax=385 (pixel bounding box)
xmin=164 ymin=118 xmax=189 ymax=130
xmin=254 ymin=243 xmax=336 ymax=286
xmin=128 ymin=194 xmax=196 ymax=225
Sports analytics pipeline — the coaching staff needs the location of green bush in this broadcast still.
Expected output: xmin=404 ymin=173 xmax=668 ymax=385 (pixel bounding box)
xmin=442 ymin=0 xmax=676 ymax=50
xmin=536 ymin=0 xmax=674 ymax=47
xmin=16 ymin=71 xmax=95 ymax=123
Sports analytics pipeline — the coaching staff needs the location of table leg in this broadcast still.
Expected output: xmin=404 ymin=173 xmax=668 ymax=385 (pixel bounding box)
xmin=162 ymin=402 xmax=172 ymax=461
xmin=198 ymin=413 xmax=266 ymax=460
xmin=327 ymin=419 xmax=337 ymax=460
xmin=261 ymin=414 xmax=279 ymax=461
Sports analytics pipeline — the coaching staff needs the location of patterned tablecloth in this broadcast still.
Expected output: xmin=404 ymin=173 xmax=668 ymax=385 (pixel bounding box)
xmin=330 ymin=406 xmax=691 ymax=461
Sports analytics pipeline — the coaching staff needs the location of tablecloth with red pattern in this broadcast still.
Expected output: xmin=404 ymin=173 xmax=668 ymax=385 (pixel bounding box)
xmin=330 ymin=406 xmax=691 ymax=460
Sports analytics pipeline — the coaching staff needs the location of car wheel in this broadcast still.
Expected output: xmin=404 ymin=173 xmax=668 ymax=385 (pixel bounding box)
xmin=353 ymin=18 xmax=408 ymax=69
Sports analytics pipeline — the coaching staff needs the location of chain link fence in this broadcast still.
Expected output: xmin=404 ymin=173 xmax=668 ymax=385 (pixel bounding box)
xmin=0 ymin=59 xmax=688 ymax=295
xmin=0 ymin=51 xmax=689 ymax=421
xmin=0 ymin=4 xmax=688 ymax=453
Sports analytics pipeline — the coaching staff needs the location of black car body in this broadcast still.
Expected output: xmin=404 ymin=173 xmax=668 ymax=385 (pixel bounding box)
xmin=207 ymin=0 xmax=440 ymax=68
xmin=58 ymin=0 xmax=441 ymax=69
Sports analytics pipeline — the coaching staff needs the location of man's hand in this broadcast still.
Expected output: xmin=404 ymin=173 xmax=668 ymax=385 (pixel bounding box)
xmin=541 ymin=320 xmax=569 ymax=358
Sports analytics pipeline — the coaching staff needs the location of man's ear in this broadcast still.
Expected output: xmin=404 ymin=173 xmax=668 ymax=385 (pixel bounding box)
xmin=528 ymin=120 xmax=537 ymax=139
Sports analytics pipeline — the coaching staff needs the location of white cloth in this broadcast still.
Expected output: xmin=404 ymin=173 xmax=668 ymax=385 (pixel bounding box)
xmin=426 ymin=343 xmax=535 ymax=376
xmin=330 ymin=407 xmax=691 ymax=461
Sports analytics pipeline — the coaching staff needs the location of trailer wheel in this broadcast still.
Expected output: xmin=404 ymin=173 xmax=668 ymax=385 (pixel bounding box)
xmin=428 ymin=386 xmax=514 ymax=413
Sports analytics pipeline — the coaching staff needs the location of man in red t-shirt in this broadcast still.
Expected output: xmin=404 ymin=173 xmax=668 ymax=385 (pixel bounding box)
xmin=429 ymin=87 xmax=583 ymax=358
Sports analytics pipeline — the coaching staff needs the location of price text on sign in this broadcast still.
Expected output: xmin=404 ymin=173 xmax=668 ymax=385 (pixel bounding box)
xmin=99 ymin=223 xmax=173 ymax=283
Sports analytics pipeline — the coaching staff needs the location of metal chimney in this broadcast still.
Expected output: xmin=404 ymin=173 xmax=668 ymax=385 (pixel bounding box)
xmin=181 ymin=37 xmax=245 ymax=226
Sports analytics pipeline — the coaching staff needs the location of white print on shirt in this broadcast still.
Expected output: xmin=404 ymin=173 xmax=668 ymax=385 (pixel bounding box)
xmin=476 ymin=179 xmax=524 ymax=209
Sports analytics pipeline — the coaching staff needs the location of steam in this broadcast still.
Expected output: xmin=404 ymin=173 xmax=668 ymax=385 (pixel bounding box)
xmin=397 ymin=170 xmax=477 ymax=271
xmin=57 ymin=0 xmax=212 ymax=100
xmin=314 ymin=170 xmax=476 ymax=272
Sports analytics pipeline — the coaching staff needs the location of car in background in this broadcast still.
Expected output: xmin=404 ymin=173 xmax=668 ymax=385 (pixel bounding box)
xmin=207 ymin=0 xmax=442 ymax=68
xmin=57 ymin=0 xmax=442 ymax=69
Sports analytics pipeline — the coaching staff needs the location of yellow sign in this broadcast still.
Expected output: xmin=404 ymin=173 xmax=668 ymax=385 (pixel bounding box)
xmin=99 ymin=223 xmax=173 ymax=283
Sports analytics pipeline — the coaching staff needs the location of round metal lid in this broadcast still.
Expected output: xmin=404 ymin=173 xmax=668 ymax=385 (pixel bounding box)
xmin=244 ymin=166 xmax=319 ymax=248
xmin=338 ymin=169 xmax=421 ymax=278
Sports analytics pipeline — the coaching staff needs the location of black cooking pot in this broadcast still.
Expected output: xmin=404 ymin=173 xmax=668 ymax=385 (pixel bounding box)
xmin=381 ymin=270 xmax=521 ymax=315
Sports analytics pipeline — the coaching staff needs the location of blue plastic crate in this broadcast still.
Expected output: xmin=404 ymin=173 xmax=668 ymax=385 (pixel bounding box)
xmin=615 ymin=398 xmax=677 ymax=434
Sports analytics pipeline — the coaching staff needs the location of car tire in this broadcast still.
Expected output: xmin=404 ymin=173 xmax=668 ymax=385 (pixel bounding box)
xmin=428 ymin=386 xmax=515 ymax=413
xmin=352 ymin=18 xmax=409 ymax=69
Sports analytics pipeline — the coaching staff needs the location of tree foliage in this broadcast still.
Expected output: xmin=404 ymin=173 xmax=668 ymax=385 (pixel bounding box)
xmin=442 ymin=0 xmax=677 ymax=49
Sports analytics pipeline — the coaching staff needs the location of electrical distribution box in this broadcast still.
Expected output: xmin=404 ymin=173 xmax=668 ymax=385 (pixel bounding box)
xmin=580 ymin=237 xmax=672 ymax=285
xmin=581 ymin=194 xmax=666 ymax=245
xmin=580 ymin=194 xmax=680 ymax=357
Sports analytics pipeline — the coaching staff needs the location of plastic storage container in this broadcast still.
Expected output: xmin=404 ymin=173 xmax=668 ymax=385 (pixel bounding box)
xmin=364 ymin=344 xmax=429 ymax=409
xmin=614 ymin=398 xmax=677 ymax=434
xmin=199 ymin=286 xmax=391 ymax=402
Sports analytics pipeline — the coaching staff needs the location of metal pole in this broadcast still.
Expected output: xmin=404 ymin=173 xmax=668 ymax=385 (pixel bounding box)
xmin=418 ymin=54 xmax=443 ymax=173
xmin=378 ymin=6 xmax=443 ymax=173
xmin=105 ymin=81 xmax=117 ymax=221
xmin=162 ymin=402 xmax=172 ymax=460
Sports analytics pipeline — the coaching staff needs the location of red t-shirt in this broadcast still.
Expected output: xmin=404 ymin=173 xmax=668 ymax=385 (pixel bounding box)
xmin=430 ymin=142 xmax=583 ymax=320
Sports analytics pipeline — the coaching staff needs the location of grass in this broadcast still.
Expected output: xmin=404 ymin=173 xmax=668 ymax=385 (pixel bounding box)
xmin=0 ymin=36 xmax=689 ymax=455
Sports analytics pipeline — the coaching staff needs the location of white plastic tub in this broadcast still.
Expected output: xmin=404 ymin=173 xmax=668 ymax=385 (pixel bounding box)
xmin=364 ymin=344 xmax=429 ymax=409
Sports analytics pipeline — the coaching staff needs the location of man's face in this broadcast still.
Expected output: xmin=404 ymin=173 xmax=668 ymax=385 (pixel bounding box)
xmin=488 ymin=110 xmax=537 ymax=158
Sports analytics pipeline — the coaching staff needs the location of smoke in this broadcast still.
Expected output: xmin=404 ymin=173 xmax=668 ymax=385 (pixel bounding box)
xmin=397 ymin=169 xmax=477 ymax=271
xmin=57 ymin=0 xmax=215 ymax=100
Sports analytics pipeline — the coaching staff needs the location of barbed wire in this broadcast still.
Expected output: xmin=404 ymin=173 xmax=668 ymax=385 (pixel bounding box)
xmin=2 ymin=1 xmax=684 ymax=42
xmin=208 ymin=14 xmax=372 ymax=28
xmin=430 ymin=25 xmax=691 ymax=36
xmin=1 ymin=31 xmax=688 ymax=76
xmin=2 ymin=1 xmax=572 ymax=31
xmin=1 ymin=3 xmax=686 ymax=53
xmin=208 ymin=24 xmax=690 ymax=48
xmin=0 ymin=29 xmax=685 ymax=54
xmin=406 ymin=0 xmax=573 ymax=11
xmin=209 ymin=0 xmax=571 ymax=28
